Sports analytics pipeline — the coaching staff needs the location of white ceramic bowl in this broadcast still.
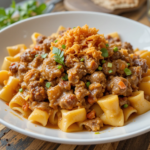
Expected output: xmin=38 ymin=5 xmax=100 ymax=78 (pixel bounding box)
xmin=0 ymin=12 xmax=150 ymax=145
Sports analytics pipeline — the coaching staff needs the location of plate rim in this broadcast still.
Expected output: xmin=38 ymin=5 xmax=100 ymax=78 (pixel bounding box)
xmin=0 ymin=11 xmax=150 ymax=145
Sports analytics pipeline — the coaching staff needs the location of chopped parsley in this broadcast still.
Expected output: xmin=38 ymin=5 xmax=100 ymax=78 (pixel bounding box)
xmin=101 ymin=48 xmax=108 ymax=57
xmin=62 ymin=74 xmax=68 ymax=81
xmin=106 ymin=43 xmax=109 ymax=47
xmin=127 ymin=63 xmax=130 ymax=66
xmin=108 ymin=70 xmax=113 ymax=74
xmin=98 ymin=66 xmax=102 ymax=71
xmin=107 ymin=62 xmax=112 ymax=68
xmin=46 ymin=82 xmax=51 ymax=89
xmin=57 ymin=65 xmax=62 ymax=69
xmin=54 ymin=40 xmax=58 ymax=43
xmin=86 ymin=82 xmax=91 ymax=88
xmin=95 ymin=132 xmax=100 ymax=134
xmin=41 ymin=53 xmax=48 ymax=58
xmin=52 ymin=47 xmax=65 ymax=65
xmin=80 ymin=58 xmax=84 ymax=62
xmin=101 ymin=60 xmax=106 ymax=64
xmin=113 ymin=47 xmax=118 ymax=52
xmin=61 ymin=44 xmax=66 ymax=49
xmin=123 ymin=104 xmax=128 ymax=108
xmin=35 ymin=54 xmax=38 ymax=58
xmin=19 ymin=88 xmax=23 ymax=92
xmin=73 ymin=27 xmax=76 ymax=29
xmin=124 ymin=68 xmax=132 ymax=76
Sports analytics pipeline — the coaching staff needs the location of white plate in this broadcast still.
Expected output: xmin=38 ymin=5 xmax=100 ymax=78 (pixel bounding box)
xmin=0 ymin=12 xmax=150 ymax=145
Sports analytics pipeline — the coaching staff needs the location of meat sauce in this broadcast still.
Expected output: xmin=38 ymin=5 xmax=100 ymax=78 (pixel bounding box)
xmin=9 ymin=25 xmax=148 ymax=131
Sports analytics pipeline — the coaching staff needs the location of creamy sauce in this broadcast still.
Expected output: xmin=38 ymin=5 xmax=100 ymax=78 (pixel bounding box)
xmin=10 ymin=111 xmax=23 ymax=121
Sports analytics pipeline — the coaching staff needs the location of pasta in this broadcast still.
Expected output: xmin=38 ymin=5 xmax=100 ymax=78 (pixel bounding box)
xmin=123 ymin=106 xmax=137 ymax=122
xmin=97 ymin=95 xmax=124 ymax=126
xmin=0 ymin=24 xmax=150 ymax=132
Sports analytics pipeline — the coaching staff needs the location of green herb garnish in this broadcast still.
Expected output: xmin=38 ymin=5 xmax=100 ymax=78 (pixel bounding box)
xmin=35 ymin=54 xmax=38 ymax=58
xmin=19 ymin=88 xmax=23 ymax=92
xmin=101 ymin=48 xmax=108 ymax=57
xmin=101 ymin=60 xmax=106 ymax=64
xmin=73 ymin=27 xmax=76 ymax=29
xmin=123 ymin=104 xmax=128 ymax=108
xmin=57 ymin=65 xmax=62 ymax=69
xmin=0 ymin=0 xmax=47 ymax=30
xmin=95 ymin=132 xmax=100 ymax=134
xmin=52 ymin=47 xmax=65 ymax=65
xmin=62 ymin=74 xmax=68 ymax=81
xmin=124 ymin=68 xmax=132 ymax=76
xmin=127 ymin=63 xmax=130 ymax=66
xmin=46 ymin=82 xmax=51 ymax=89
xmin=61 ymin=44 xmax=66 ymax=49
xmin=106 ymin=43 xmax=109 ymax=47
xmin=98 ymin=66 xmax=102 ymax=71
xmin=54 ymin=40 xmax=58 ymax=43
xmin=86 ymin=82 xmax=91 ymax=88
xmin=107 ymin=62 xmax=112 ymax=68
xmin=41 ymin=53 xmax=48 ymax=58
xmin=80 ymin=58 xmax=84 ymax=62
xmin=108 ymin=70 xmax=113 ymax=74
xmin=113 ymin=47 xmax=118 ymax=52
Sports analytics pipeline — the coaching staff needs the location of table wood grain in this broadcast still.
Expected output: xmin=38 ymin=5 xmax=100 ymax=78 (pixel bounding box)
xmin=0 ymin=1 xmax=150 ymax=150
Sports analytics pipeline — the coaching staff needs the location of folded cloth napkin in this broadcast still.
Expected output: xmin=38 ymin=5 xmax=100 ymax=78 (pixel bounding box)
xmin=92 ymin=0 xmax=139 ymax=10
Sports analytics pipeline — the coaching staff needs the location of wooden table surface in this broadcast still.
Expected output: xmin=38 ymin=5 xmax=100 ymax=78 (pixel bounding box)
xmin=0 ymin=1 xmax=150 ymax=150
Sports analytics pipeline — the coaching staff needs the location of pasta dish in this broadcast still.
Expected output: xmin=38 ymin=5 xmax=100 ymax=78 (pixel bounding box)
xmin=0 ymin=25 xmax=150 ymax=132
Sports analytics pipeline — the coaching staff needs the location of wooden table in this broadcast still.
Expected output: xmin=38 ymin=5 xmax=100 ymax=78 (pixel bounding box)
xmin=0 ymin=1 xmax=150 ymax=150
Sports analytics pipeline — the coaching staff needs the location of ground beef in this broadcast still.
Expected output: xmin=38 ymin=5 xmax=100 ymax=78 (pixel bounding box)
xmin=102 ymin=62 xmax=116 ymax=75
xmin=27 ymin=81 xmax=47 ymax=102
xmin=75 ymin=81 xmax=90 ymax=106
xmin=126 ymin=75 xmax=139 ymax=91
xmin=87 ymin=71 xmax=106 ymax=89
xmin=18 ymin=62 xmax=28 ymax=81
xmin=84 ymin=56 xmax=99 ymax=74
xmin=58 ymin=80 xmax=71 ymax=91
xmin=110 ymin=51 xmax=121 ymax=60
xmin=88 ymin=83 xmax=103 ymax=104
xmin=41 ymin=58 xmax=64 ymax=81
xmin=29 ymin=101 xmax=51 ymax=111
xmin=122 ymin=42 xmax=134 ymax=54
xmin=24 ymin=69 xmax=40 ymax=84
xmin=144 ymin=95 xmax=150 ymax=101
xmin=114 ymin=59 xmax=128 ymax=75
xmin=119 ymin=97 xmax=130 ymax=107
xmin=9 ymin=62 xmax=19 ymax=74
xmin=81 ymin=117 xmax=103 ymax=131
xmin=47 ymin=83 xmax=78 ymax=109
xmin=36 ymin=35 xmax=47 ymax=44
xmin=129 ymin=66 xmax=143 ymax=81
xmin=134 ymin=59 xmax=148 ymax=74
xmin=106 ymin=35 xmax=121 ymax=44
xmin=107 ymin=77 xmax=132 ymax=96
xmin=59 ymin=92 xmax=78 ymax=109
xmin=47 ymin=85 xmax=62 ymax=108
xmin=120 ymin=49 xmax=133 ymax=64
xmin=40 ymin=37 xmax=56 ymax=53
xmin=67 ymin=62 xmax=87 ymax=84
xmin=65 ymin=54 xmax=79 ymax=68
xmin=20 ymin=49 xmax=37 ymax=62
xmin=31 ymin=55 xmax=44 ymax=68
